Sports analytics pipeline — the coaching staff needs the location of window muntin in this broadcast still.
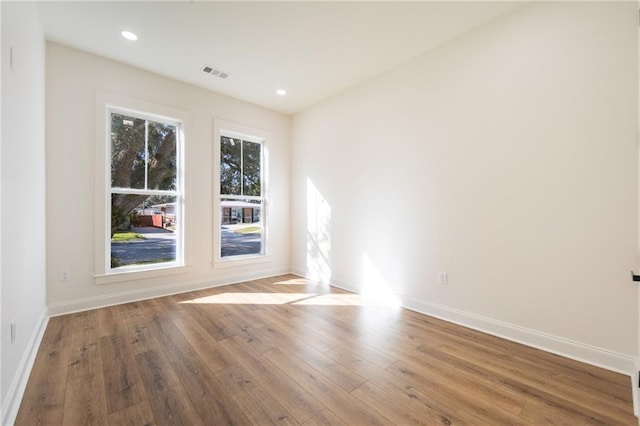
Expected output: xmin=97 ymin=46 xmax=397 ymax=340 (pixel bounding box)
xmin=219 ymin=135 xmax=264 ymax=258
xmin=108 ymin=110 xmax=182 ymax=272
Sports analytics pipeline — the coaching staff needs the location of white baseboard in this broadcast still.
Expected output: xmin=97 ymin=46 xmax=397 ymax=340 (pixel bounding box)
xmin=292 ymin=267 xmax=636 ymax=377
xmin=48 ymin=266 xmax=291 ymax=316
xmin=403 ymin=297 xmax=636 ymax=376
xmin=289 ymin=266 xmax=306 ymax=278
xmin=2 ymin=307 xmax=49 ymax=426
xmin=21 ymin=268 xmax=640 ymax=423
xmin=3 ymin=268 xmax=291 ymax=425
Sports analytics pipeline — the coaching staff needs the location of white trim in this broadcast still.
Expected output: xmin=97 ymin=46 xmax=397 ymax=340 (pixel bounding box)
xmin=212 ymin=255 xmax=273 ymax=269
xmin=294 ymin=268 xmax=636 ymax=377
xmin=8 ymin=270 xmax=637 ymax=423
xmin=108 ymin=105 xmax=182 ymax=127
xmin=106 ymin=108 xmax=183 ymax=275
xmin=49 ymin=266 xmax=290 ymax=317
xmin=289 ymin=266 xmax=310 ymax=279
xmin=402 ymin=297 xmax=636 ymax=375
xmin=95 ymin=90 xmax=190 ymax=281
xmin=94 ymin=265 xmax=191 ymax=285
xmin=1 ymin=308 xmax=49 ymax=426
xmin=212 ymin=118 xmax=272 ymax=267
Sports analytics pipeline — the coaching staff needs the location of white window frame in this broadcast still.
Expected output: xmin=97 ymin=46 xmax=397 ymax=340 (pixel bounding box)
xmin=213 ymin=118 xmax=271 ymax=267
xmin=94 ymin=91 xmax=189 ymax=284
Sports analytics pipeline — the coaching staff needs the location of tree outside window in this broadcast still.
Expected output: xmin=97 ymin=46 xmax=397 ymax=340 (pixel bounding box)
xmin=109 ymin=111 xmax=182 ymax=269
xmin=219 ymin=135 xmax=264 ymax=258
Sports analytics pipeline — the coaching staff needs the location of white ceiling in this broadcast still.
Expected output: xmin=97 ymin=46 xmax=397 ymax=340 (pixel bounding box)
xmin=38 ymin=1 xmax=523 ymax=114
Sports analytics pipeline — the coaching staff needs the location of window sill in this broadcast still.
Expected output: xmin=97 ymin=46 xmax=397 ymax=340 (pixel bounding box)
xmin=212 ymin=255 xmax=272 ymax=269
xmin=94 ymin=264 xmax=190 ymax=285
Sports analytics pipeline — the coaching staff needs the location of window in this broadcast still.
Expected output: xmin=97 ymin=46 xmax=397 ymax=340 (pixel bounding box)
xmin=108 ymin=108 xmax=183 ymax=272
xmin=218 ymin=134 xmax=265 ymax=258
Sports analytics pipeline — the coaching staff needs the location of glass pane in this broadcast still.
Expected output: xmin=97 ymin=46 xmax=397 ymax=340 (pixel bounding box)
xmin=220 ymin=136 xmax=241 ymax=195
xmin=111 ymin=194 xmax=178 ymax=268
xmin=147 ymin=120 xmax=177 ymax=190
xmin=242 ymin=141 xmax=261 ymax=196
xmin=220 ymin=198 xmax=262 ymax=258
xmin=111 ymin=113 xmax=146 ymax=189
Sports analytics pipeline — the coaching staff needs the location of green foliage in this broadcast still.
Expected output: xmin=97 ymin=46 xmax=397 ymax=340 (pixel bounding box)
xmin=220 ymin=136 xmax=261 ymax=196
xmin=220 ymin=136 xmax=241 ymax=195
xmin=110 ymin=113 xmax=178 ymax=235
xmin=111 ymin=231 xmax=146 ymax=242
xmin=242 ymin=141 xmax=261 ymax=196
xmin=110 ymin=113 xmax=177 ymax=191
xmin=145 ymin=194 xmax=175 ymax=206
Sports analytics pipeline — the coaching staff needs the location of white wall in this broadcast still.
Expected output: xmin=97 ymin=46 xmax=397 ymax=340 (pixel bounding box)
xmin=46 ymin=42 xmax=291 ymax=313
xmin=1 ymin=2 xmax=48 ymax=421
xmin=292 ymin=1 xmax=639 ymax=372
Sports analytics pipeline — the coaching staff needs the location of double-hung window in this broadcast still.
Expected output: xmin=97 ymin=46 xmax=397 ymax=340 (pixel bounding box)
xmin=108 ymin=108 xmax=183 ymax=272
xmin=218 ymin=133 xmax=265 ymax=259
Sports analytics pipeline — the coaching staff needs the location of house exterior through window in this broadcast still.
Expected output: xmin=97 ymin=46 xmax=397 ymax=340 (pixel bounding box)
xmin=219 ymin=134 xmax=265 ymax=258
xmin=108 ymin=108 xmax=183 ymax=272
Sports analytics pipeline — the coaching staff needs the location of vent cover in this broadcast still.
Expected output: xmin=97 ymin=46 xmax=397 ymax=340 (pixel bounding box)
xmin=202 ymin=65 xmax=229 ymax=79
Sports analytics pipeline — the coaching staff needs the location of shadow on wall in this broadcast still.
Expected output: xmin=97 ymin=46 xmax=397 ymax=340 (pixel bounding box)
xmin=304 ymin=177 xmax=401 ymax=308
xmin=306 ymin=177 xmax=332 ymax=283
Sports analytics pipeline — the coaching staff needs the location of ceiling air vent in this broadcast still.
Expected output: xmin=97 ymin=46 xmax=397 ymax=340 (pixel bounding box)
xmin=202 ymin=65 xmax=229 ymax=79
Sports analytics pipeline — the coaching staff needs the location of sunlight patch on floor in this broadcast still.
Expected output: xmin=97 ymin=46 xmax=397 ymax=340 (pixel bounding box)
xmin=180 ymin=292 xmax=316 ymax=305
xmin=292 ymin=293 xmax=365 ymax=306
xmin=273 ymin=278 xmax=326 ymax=286
xmin=293 ymin=293 xmax=401 ymax=307
xmin=179 ymin=291 xmax=399 ymax=307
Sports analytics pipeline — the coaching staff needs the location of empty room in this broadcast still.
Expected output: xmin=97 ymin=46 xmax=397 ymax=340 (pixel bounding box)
xmin=2 ymin=0 xmax=640 ymax=424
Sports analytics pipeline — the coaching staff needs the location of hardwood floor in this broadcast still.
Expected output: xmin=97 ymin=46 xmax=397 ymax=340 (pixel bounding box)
xmin=15 ymin=274 xmax=636 ymax=425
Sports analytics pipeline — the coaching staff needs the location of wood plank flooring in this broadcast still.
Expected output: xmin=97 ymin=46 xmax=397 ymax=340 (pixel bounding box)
xmin=15 ymin=274 xmax=636 ymax=425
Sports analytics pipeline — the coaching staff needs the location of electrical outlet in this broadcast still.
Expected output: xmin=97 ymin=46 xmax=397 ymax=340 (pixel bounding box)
xmin=438 ymin=272 xmax=448 ymax=285
xmin=59 ymin=270 xmax=71 ymax=282
xmin=10 ymin=321 xmax=16 ymax=344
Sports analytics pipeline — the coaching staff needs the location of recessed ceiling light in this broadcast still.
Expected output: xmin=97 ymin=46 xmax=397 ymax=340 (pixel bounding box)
xmin=121 ymin=30 xmax=138 ymax=41
xmin=276 ymin=89 xmax=287 ymax=96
